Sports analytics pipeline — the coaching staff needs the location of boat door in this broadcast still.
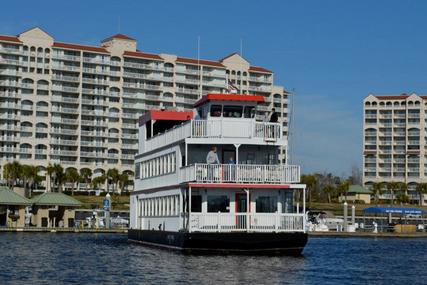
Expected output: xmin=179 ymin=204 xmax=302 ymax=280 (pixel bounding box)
xmin=235 ymin=193 xmax=248 ymax=229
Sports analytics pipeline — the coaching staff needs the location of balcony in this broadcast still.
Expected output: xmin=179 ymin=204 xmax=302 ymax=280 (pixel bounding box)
xmin=189 ymin=212 xmax=304 ymax=233
xmin=180 ymin=163 xmax=300 ymax=184
xmin=144 ymin=120 xmax=283 ymax=153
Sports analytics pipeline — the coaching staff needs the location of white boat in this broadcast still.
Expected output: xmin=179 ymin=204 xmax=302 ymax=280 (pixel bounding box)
xmin=128 ymin=93 xmax=308 ymax=254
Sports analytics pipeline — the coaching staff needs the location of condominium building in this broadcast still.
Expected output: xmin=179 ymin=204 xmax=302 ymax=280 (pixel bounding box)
xmin=0 ymin=27 xmax=289 ymax=190
xmin=363 ymin=93 xmax=427 ymax=204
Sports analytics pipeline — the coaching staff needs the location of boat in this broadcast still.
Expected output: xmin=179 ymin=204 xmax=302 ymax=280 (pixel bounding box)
xmin=128 ymin=93 xmax=308 ymax=254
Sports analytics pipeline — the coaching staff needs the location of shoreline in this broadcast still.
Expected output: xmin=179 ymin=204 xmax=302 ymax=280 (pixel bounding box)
xmin=0 ymin=228 xmax=127 ymax=233
xmin=309 ymin=231 xmax=427 ymax=238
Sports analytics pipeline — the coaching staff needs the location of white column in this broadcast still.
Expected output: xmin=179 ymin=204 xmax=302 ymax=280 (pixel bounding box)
xmin=188 ymin=186 xmax=192 ymax=233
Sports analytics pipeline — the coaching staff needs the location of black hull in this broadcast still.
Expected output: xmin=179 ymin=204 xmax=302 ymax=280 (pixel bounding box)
xmin=128 ymin=229 xmax=308 ymax=255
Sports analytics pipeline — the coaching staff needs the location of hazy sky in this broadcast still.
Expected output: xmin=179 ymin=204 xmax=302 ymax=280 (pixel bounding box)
xmin=2 ymin=1 xmax=427 ymax=175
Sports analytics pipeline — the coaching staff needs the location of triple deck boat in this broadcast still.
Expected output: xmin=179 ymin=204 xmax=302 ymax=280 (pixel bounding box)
xmin=129 ymin=93 xmax=308 ymax=254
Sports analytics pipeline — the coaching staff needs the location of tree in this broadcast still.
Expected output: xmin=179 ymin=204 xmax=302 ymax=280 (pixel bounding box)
xmin=118 ymin=172 xmax=129 ymax=194
xmin=65 ymin=168 xmax=80 ymax=196
xmin=337 ymin=180 xmax=350 ymax=202
xmin=415 ymin=183 xmax=427 ymax=206
xmin=46 ymin=163 xmax=55 ymax=192
xmin=21 ymin=165 xmax=39 ymax=197
xmin=107 ymin=168 xmax=120 ymax=193
xmin=79 ymin=168 xmax=92 ymax=192
xmin=371 ymin=182 xmax=385 ymax=205
xmin=323 ymin=185 xmax=336 ymax=203
xmin=396 ymin=192 xmax=410 ymax=205
xmin=53 ymin=164 xmax=65 ymax=193
xmin=91 ymin=175 xmax=106 ymax=191
xmin=386 ymin=181 xmax=400 ymax=205
xmin=3 ymin=161 xmax=22 ymax=190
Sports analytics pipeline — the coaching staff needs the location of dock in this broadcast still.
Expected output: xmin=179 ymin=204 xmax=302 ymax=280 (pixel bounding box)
xmin=0 ymin=227 xmax=127 ymax=233
xmin=309 ymin=231 xmax=427 ymax=238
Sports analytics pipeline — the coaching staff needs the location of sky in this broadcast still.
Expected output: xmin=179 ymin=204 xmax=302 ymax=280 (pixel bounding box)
xmin=1 ymin=0 xmax=427 ymax=176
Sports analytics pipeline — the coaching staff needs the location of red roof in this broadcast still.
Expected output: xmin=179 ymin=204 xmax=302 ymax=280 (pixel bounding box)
xmin=123 ymin=51 xmax=163 ymax=60
xmin=194 ymin=93 xmax=265 ymax=107
xmin=102 ymin=34 xmax=135 ymax=42
xmin=374 ymin=95 xmax=409 ymax=100
xmin=176 ymin=57 xmax=225 ymax=68
xmin=0 ymin=35 xmax=21 ymax=43
xmin=139 ymin=110 xmax=193 ymax=126
xmin=249 ymin=66 xmax=272 ymax=73
xmin=53 ymin=42 xmax=109 ymax=53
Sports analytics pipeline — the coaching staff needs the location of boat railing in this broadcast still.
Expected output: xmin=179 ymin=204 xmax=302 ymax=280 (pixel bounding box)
xmin=189 ymin=212 xmax=305 ymax=233
xmin=182 ymin=163 xmax=300 ymax=184
xmin=144 ymin=119 xmax=283 ymax=152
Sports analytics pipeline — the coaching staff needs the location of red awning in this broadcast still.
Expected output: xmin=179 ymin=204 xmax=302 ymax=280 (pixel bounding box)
xmin=139 ymin=110 xmax=193 ymax=126
xmin=194 ymin=93 xmax=264 ymax=107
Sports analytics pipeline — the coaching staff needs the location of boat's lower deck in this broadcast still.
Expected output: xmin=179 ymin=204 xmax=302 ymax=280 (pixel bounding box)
xmin=128 ymin=229 xmax=308 ymax=255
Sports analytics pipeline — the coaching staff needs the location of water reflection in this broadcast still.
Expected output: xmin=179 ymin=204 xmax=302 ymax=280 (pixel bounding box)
xmin=0 ymin=233 xmax=426 ymax=285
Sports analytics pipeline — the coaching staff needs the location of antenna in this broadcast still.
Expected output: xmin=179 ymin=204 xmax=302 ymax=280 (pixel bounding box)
xmin=118 ymin=16 xmax=121 ymax=33
xmin=287 ymin=88 xmax=296 ymax=164
xmin=198 ymin=36 xmax=202 ymax=98
xmin=240 ymin=38 xmax=243 ymax=57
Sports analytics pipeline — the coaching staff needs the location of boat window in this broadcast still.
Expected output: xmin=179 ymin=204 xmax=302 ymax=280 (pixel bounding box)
xmin=210 ymin=105 xmax=222 ymax=117
xmin=207 ymin=195 xmax=230 ymax=212
xmin=223 ymin=105 xmax=243 ymax=118
xmin=191 ymin=195 xmax=202 ymax=212
xmin=244 ymin=106 xmax=255 ymax=118
xmin=256 ymin=196 xmax=277 ymax=213
xmin=281 ymin=191 xmax=294 ymax=213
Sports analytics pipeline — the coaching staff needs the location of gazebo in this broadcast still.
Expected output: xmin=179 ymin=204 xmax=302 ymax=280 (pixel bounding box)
xmin=0 ymin=186 xmax=31 ymax=227
xmin=30 ymin=192 xmax=82 ymax=228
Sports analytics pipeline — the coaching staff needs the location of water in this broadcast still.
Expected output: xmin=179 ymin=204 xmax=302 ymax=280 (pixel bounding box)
xmin=0 ymin=233 xmax=426 ymax=285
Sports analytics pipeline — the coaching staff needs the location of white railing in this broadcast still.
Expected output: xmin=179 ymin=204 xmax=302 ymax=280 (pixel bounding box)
xmin=182 ymin=163 xmax=300 ymax=184
xmin=144 ymin=119 xmax=283 ymax=152
xmin=189 ymin=212 xmax=304 ymax=233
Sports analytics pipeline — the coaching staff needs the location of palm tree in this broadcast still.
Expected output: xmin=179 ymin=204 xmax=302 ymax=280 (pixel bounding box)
xmin=107 ymin=168 xmax=120 ymax=193
xmin=65 ymin=168 xmax=80 ymax=196
xmin=21 ymin=164 xmax=39 ymax=197
xmin=301 ymin=174 xmax=317 ymax=205
xmin=3 ymin=161 xmax=22 ymax=190
xmin=337 ymin=180 xmax=350 ymax=202
xmin=91 ymin=175 xmax=106 ymax=191
xmin=323 ymin=185 xmax=336 ymax=203
xmin=118 ymin=172 xmax=129 ymax=194
xmin=386 ymin=181 xmax=400 ymax=205
xmin=396 ymin=192 xmax=410 ymax=205
xmin=371 ymin=182 xmax=385 ymax=205
xmin=79 ymin=168 xmax=92 ymax=192
xmin=415 ymin=183 xmax=427 ymax=206
xmin=53 ymin=164 xmax=65 ymax=193
xmin=46 ymin=163 xmax=55 ymax=192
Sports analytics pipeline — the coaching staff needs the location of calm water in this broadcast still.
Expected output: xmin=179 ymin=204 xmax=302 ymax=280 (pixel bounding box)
xmin=0 ymin=233 xmax=426 ymax=285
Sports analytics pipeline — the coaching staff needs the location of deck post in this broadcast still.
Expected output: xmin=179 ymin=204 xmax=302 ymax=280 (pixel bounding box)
xmin=245 ymin=189 xmax=250 ymax=232
xmin=303 ymin=186 xmax=306 ymax=232
xmin=188 ymin=186 xmax=192 ymax=233
xmin=185 ymin=143 xmax=188 ymax=166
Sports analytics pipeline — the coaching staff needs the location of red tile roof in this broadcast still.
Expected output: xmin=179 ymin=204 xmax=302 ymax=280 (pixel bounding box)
xmin=0 ymin=35 xmax=21 ymax=43
xmin=249 ymin=66 xmax=272 ymax=73
xmin=374 ymin=95 xmax=409 ymax=100
xmin=53 ymin=42 xmax=109 ymax=53
xmin=139 ymin=110 xmax=193 ymax=126
xmin=123 ymin=51 xmax=162 ymax=60
xmin=102 ymin=34 xmax=135 ymax=42
xmin=194 ymin=93 xmax=264 ymax=107
xmin=219 ymin=52 xmax=239 ymax=62
xmin=176 ymin=57 xmax=225 ymax=68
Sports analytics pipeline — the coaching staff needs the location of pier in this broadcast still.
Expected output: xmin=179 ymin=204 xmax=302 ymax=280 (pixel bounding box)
xmin=0 ymin=227 xmax=127 ymax=233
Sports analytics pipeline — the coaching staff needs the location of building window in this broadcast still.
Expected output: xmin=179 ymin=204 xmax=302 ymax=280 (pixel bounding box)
xmin=256 ymin=196 xmax=277 ymax=213
xmin=207 ymin=195 xmax=229 ymax=212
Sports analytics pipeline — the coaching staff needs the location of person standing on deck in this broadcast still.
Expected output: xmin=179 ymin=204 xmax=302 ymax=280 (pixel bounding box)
xmin=206 ymin=146 xmax=220 ymax=164
xmin=206 ymin=146 xmax=220 ymax=181
xmin=269 ymin=108 xmax=278 ymax=123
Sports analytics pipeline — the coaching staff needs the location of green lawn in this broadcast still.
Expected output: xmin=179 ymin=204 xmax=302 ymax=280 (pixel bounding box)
xmin=73 ymin=195 xmax=129 ymax=211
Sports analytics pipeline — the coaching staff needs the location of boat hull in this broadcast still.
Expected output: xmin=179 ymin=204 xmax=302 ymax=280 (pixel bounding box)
xmin=128 ymin=229 xmax=308 ymax=255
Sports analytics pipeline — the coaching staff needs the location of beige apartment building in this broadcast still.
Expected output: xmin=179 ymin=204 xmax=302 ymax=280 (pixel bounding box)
xmin=0 ymin=27 xmax=289 ymax=191
xmin=363 ymin=93 xmax=427 ymax=204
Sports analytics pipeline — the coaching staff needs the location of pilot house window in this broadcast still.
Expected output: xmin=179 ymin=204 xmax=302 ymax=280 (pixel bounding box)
xmin=223 ymin=106 xmax=243 ymax=118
